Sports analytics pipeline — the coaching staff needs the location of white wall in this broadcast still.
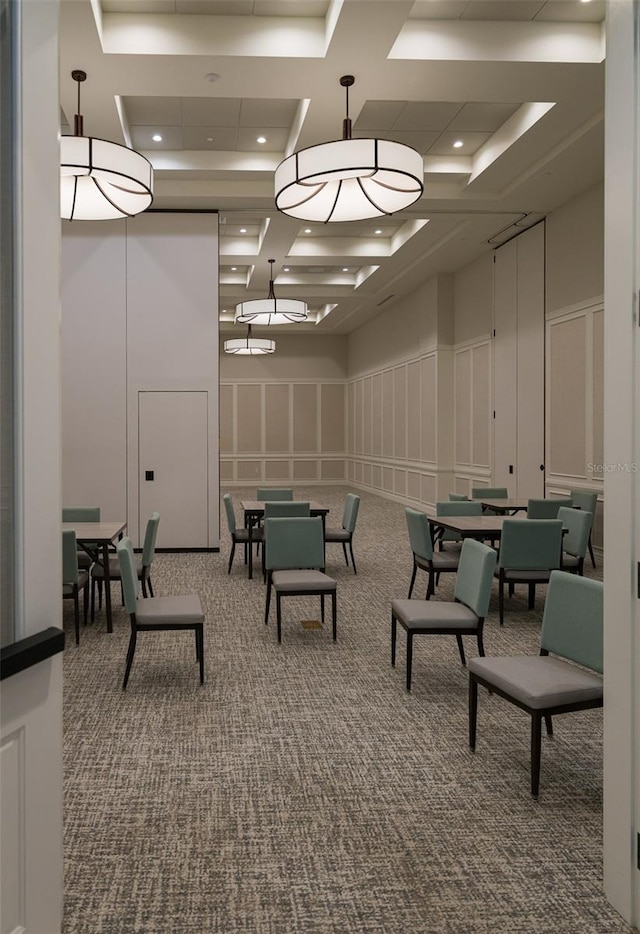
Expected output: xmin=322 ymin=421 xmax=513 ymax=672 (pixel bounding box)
xmin=546 ymin=182 xmax=604 ymax=315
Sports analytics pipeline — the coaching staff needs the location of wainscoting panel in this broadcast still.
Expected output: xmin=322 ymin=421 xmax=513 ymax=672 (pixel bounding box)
xmin=455 ymin=348 xmax=472 ymax=465
xmin=548 ymin=315 xmax=587 ymax=476
xmin=237 ymin=385 xmax=262 ymax=453
xmin=421 ymin=356 xmax=436 ymax=463
xmin=265 ymin=384 xmax=290 ymax=452
xmin=293 ymin=384 xmax=318 ymax=452
xmin=321 ymin=383 xmax=345 ymax=452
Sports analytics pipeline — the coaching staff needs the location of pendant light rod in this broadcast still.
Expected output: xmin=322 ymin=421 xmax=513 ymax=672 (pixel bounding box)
xmin=72 ymin=69 xmax=86 ymax=136
xmin=340 ymin=75 xmax=354 ymax=141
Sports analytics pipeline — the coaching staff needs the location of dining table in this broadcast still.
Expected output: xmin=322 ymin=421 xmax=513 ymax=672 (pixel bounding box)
xmin=62 ymin=520 xmax=127 ymax=632
xmin=477 ymin=498 xmax=529 ymax=514
xmin=428 ymin=513 xmax=568 ymax=544
xmin=240 ymin=501 xmax=330 ymax=580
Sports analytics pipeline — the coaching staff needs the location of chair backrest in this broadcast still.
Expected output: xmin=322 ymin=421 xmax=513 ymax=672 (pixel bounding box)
xmin=264 ymin=501 xmax=310 ymax=518
xmin=471 ymin=487 xmax=508 ymax=499
xmin=437 ymin=501 xmax=483 ymax=517
xmin=540 ymin=571 xmax=603 ymax=673
xmin=454 ymin=539 xmax=497 ymax=617
xmin=570 ymin=489 xmax=598 ymax=516
xmin=141 ymin=512 xmax=160 ymax=566
xmin=223 ymin=493 xmax=237 ymax=534
xmin=62 ymin=506 xmax=100 ymax=522
xmin=342 ymin=493 xmax=360 ymax=532
xmin=62 ymin=530 xmax=79 ymax=584
xmin=448 ymin=492 xmax=469 ymax=501
xmin=117 ymin=537 xmax=141 ymax=613
xmin=499 ymin=519 xmax=563 ymax=570
xmin=527 ymin=497 xmax=572 ymax=519
xmin=557 ymin=506 xmax=592 ymax=559
xmin=405 ymin=508 xmax=433 ymax=561
xmin=256 ymin=488 xmax=294 ymax=501
xmin=264 ymin=516 xmax=325 ymax=571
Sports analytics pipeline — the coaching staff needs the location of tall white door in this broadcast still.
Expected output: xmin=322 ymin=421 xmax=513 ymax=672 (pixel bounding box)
xmin=138 ymin=391 xmax=209 ymax=548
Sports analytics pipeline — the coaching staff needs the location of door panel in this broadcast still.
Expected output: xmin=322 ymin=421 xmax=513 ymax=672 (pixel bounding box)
xmin=138 ymin=391 xmax=209 ymax=548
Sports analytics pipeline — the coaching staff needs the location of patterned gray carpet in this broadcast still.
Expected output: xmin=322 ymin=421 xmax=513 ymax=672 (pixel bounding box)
xmin=62 ymin=486 xmax=630 ymax=933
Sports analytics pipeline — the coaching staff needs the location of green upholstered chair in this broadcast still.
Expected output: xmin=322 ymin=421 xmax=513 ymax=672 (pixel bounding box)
xmin=569 ymin=489 xmax=598 ymax=568
xmin=324 ymin=493 xmax=360 ymax=574
xmin=471 ymin=487 xmax=508 ymax=500
xmin=391 ymin=539 xmax=497 ymax=692
xmin=557 ymin=506 xmax=592 ymax=576
xmin=117 ymin=536 xmax=204 ymax=689
xmin=263 ymin=516 xmax=337 ymax=643
xmin=62 ymin=506 xmax=101 ymax=569
xmin=494 ymin=519 xmax=563 ymax=625
xmin=527 ymin=497 xmax=572 ymax=519
xmin=262 ymin=501 xmax=311 ymax=578
xmin=449 ymin=492 xmax=470 ymax=501
xmin=435 ymin=500 xmax=483 ymax=552
xmin=256 ymin=488 xmax=294 ymax=501
xmin=62 ymin=530 xmax=90 ymax=645
xmin=91 ymin=513 xmax=160 ymax=619
xmin=469 ymin=571 xmax=603 ymax=796
xmin=405 ymin=507 xmax=459 ymax=599
xmin=223 ymin=494 xmax=263 ymax=574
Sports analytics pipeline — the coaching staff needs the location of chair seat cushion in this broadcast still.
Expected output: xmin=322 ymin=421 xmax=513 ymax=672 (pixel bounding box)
xmin=495 ymin=567 xmax=552 ymax=582
xmin=468 ymin=655 xmax=603 ymax=709
xmin=324 ymin=527 xmax=350 ymax=542
xmin=135 ymin=594 xmax=204 ymax=626
xmin=93 ymin=554 xmax=142 ymax=580
xmin=272 ymin=570 xmax=336 ymax=592
xmin=63 ymin=569 xmax=89 ymax=595
xmin=391 ymin=599 xmax=478 ymax=631
xmin=562 ymin=553 xmax=581 ymax=568
xmin=416 ymin=552 xmax=459 ymax=572
xmin=234 ymin=527 xmax=264 ymax=543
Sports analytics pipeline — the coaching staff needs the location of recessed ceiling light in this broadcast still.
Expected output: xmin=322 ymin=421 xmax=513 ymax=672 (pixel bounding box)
xmin=284 ymin=267 xmax=290 ymax=272
xmin=342 ymin=267 xmax=349 ymax=272
xmin=152 ymin=134 xmax=162 ymax=142
xmin=304 ymin=228 xmax=312 ymax=234
xmin=374 ymin=229 xmax=382 ymax=234
xmin=205 ymin=72 xmax=220 ymax=82
xmin=256 ymin=136 xmax=266 ymax=144
xmin=206 ymin=137 xmax=214 ymax=142
xmin=231 ymin=267 xmax=237 ymax=271
xmin=453 ymin=140 xmax=464 ymax=149
xmin=240 ymin=228 xmax=247 ymax=233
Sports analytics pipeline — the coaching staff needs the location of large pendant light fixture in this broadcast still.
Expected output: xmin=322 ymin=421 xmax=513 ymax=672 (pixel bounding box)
xmin=274 ymin=75 xmax=424 ymax=223
xmin=60 ymin=70 xmax=153 ymax=221
xmin=235 ymin=259 xmax=308 ymax=325
xmin=224 ymin=324 xmax=276 ymax=356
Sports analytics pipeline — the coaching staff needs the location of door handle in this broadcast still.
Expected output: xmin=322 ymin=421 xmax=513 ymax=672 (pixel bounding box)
xmin=145 ymin=470 xmax=154 ymax=481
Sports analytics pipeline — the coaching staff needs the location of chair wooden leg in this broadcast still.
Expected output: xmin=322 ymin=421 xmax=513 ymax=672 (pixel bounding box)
xmin=426 ymin=571 xmax=434 ymax=600
xmin=276 ymin=593 xmax=283 ymax=643
xmin=508 ymin=582 xmax=515 ymax=597
xmin=455 ymin=633 xmax=466 ymax=666
xmin=588 ymin=531 xmax=596 ymax=568
xmin=83 ymin=580 xmax=89 ymax=627
xmin=228 ymin=542 xmax=235 ymax=574
xmin=341 ymin=542 xmax=349 ymax=566
xmin=391 ymin=614 xmax=397 ymax=667
xmin=528 ymin=582 xmax=536 ymax=610
xmin=141 ymin=578 xmax=148 ymax=598
xmin=320 ymin=593 xmax=325 ymax=623
xmin=331 ymin=593 xmax=337 ymax=642
xmin=469 ymin=675 xmax=478 ymax=750
xmin=406 ymin=632 xmax=413 ymax=692
xmin=197 ymin=626 xmax=204 ymax=684
xmin=531 ymin=713 xmax=543 ymax=797
xmin=544 ymin=714 xmax=553 ymax=736
xmin=349 ymin=541 xmax=357 ymax=574
xmin=122 ymin=629 xmax=137 ymax=690
xmin=476 ymin=627 xmax=485 ymax=658
xmin=147 ymin=578 xmax=154 ymax=598
xmin=90 ymin=578 xmax=96 ymax=623
xmin=408 ymin=562 xmax=417 ymax=598
xmin=73 ymin=585 xmax=80 ymax=646
xmin=499 ymin=578 xmax=505 ymax=625
xmin=265 ymin=575 xmax=272 ymax=623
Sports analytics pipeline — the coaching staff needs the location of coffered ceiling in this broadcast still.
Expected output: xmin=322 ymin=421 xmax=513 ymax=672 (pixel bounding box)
xmin=59 ymin=0 xmax=606 ymax=334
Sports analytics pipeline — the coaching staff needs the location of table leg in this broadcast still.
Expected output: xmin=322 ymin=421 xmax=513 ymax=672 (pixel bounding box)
xmin=102 ymin=542 xmax=113 ymax=633
xmin=247 ymin=518 xmax=254 ymax=580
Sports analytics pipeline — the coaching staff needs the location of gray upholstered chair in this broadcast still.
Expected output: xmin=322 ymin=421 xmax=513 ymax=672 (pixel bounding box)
xmin=324 ymin=493 xmax=360 ymax=573
xmin=469 ymin=571 xmax=603 ymax=796
xmin=117 ymin=536 xmax=204 ymax=689
xmin=494 ymin=519 xmax=563 ymax=625
xmin=557 ymin=506 xmax=592 ymax=576
xmin=256 ymin=488 xmax=294 ymax=501
xmin=527 ymin=497 xmax=572 ymax=519
xmin=62 ymin=506 xmax=101 ymax=569
xmin=471 ymin=487 xmax=508 ymax=500
xmin=405 ymin=507 xmax=459 ymax=599
xmin=569 ymin=489 xmax=598 ymax=568
xmin=449 ymin=492 xmax=470 ymax=501
xmin=223 ymin=493 xmax=263 ymax=574
xmin=391 ymin=539 xmax=497 ymax=692
xmin=264 ymin=516 xmax=337 ymax=643
xmin=92 ymin=512 xmax=160 ymax=618
xmin=62 ymin=530 xmax=90 ymax=645
xmin=262 ymin=501 xmax=311 ymax=578
xmin=435 ymin=500 xmax=483 ymax=553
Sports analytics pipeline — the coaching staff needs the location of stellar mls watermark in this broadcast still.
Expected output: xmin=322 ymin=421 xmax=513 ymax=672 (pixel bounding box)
xmin=588 ymin=461 xmax=638 ymax=473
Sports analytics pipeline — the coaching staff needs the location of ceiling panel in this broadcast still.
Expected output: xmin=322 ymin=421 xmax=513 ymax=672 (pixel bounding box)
xmin=426 ymin=130 xmax=490 ymax=156
xmin=131 ymin=125 xmax=184 ymax=149
xmin=460 ymin=1 xmax=545 ymax=21
xmin=238 ymin=98 xmax=298 ymax=127
xmin=447 ymin=102 xmax=520 ymax=132
xmin=394 ymin=102 xmax=464 ymax=131
xmin=124 ymin=96 xmax=182 ymax=124
xmin=181 ymin=97 xmax=242 ymax=125
xmin=182 ymin=124 xmax=239 ymax=149
xmin=236 ymin=126 xmax=289 ymax=151
xmin=408 ymin=1 xmax=469 ymax=19
xmin=534 ymin=0 xmax=606 ymax=22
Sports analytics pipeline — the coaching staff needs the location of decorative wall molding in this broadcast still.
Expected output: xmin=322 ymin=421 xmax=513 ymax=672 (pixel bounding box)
xmin=545 ymin=295 xmax=604 ymax=321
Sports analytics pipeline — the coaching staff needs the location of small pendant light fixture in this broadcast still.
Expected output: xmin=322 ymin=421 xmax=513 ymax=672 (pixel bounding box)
xmin=224 ymin=324 xmax=276 ymax=355
xmin=60 ymin=70 xmax=153 ymax=220
xmin=274 ymin=75 xmax=424 ymax=223
xmin=235 ymin=259 xmax=308 ymax=325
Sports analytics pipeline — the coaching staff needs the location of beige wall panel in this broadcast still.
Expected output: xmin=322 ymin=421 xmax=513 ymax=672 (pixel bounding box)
xmin=293 ymin=384 xmax=318 ymax=452
xmin=545 ymin=183 xmax=604 ymax=314
xmin=372 ymin=374 xmax=383 ymax=455
xmin=421 ymin=474 xmax=435 ymax=504
xmin=347 ymin=460 xmax=354 ymax=480
xmin=354 ymin=380 xmax=363 ymax=454
xmin=455 ymin=350 xmax=472 ymax=465
xmin=593 ymin=310 xmax=604 ymax=471
xmin=347 ymin=382 xmax=355 ymax=454
xmin=237 ymin=460 xmax=261 ymax=481
xmin=355 ymin=461 xmax=363 ymax=483
xmin=220 ymin=384 xmax=234 ymax=453
xmin=265 ymin=460 xmax=291 ymax=480
xmin=394 ymin=367 xmax=407 ymax=459
xmin=363 ymin=377 xmax=372 ymax=454
xmin=362 ymin=463 xmax=372 ymax=486
xmin=320 ymin=383 xmax=345 ymax=453
xmin=382 ymin=370 xmax=394 ymax=457
xmin=549 ymin=317 xmax=586 ymax=475
xmin=220 ymin=461 xmax=234 ymax=482
xmin=407 ymin=362 xmax=421 ymax=461
xmin=320 ymin=460 xmax=345 ymax=480
xmin=383 ymin=466 xmax=393 ymax=491
xmin=220 ymin=334 xmax=347 ymax=380
xmin=421 ymin=356 xmax=436 ymax=463
xmin=454 ymin=477 xmax=470 ymax=496
xmin=372 ymin=465 xmax=382 ymax=489
xmin=395 ymin=470 xmax=407 ymax=496
xmin=265 ymin=384 xmax=290 ymax=453
xmin=472 ymin=344 xmax=491 ymax=467
xmin=407 ymin=471 xmax=421 ymax=500
xmin=454 ymin=254 xmax=494 ymax=344
xmin=293 ymin=460 xmax=317 ymax=480
xmin=237 ymin=384 xmax=262 ymax=453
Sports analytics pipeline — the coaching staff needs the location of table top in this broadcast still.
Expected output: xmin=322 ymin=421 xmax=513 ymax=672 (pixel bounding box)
xmin=241 ymin=500 xmax=329 ymax=514
xmin=430 ymin=514 xmax=567 ymax=537
xmin=62 ymin=520 xmax=127 ymax=543
xmin=477 ymin=498 xmax=528 ymax=510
